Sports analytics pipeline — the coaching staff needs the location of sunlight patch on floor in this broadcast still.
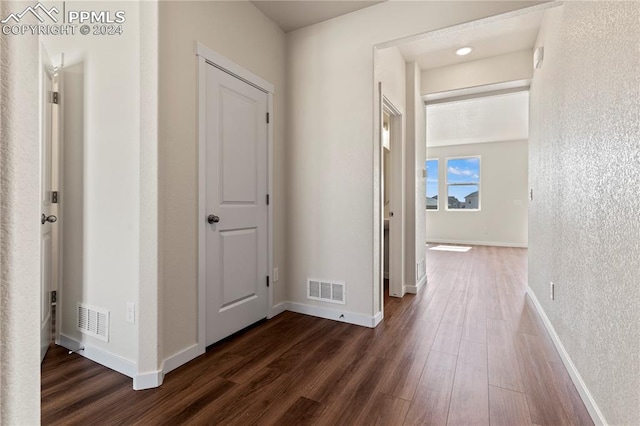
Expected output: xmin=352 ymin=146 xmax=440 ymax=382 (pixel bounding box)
xmin=428 ymin=245 xmax=472 ymax=252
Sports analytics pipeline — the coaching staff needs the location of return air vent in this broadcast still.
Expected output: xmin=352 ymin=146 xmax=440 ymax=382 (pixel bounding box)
xmin=77 ymin=303 xmax=109 ymax=342
xmin=307 ymin=278 xmax=346 ymax=305
xmin=417 ymin=258 xmax=426 ymax=280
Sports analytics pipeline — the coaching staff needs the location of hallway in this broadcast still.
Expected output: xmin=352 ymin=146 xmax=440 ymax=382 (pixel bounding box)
xmin=41 ymin=246 xmax=592 ymax=425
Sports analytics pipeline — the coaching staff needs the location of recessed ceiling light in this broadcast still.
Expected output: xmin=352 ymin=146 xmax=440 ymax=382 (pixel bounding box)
xmin=456 ymin=46 xmax=473 ymax=56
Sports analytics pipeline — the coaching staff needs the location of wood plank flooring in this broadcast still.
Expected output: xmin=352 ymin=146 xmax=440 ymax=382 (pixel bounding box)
xmin=41 ymin=245 xmax=592 ymax=425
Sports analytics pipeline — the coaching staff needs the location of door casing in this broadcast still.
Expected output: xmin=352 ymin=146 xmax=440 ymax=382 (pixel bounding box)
xmin=196 ymin=42 xmax=275 ymax=355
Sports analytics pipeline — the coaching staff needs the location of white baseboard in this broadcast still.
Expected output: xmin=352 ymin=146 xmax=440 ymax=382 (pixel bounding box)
xmin=163 ymin=343 xmax=203 ymax=376
xmin=406 ymin=274 xmax=427 ymax=294
xmin=285 ymin=301 xmax=380 ymax=328
xmin=133 ymin=369 xmax=163 ymax=391
xmin=426 ymin=238 xmax=527 ymax=248
xmin=372 ymin=311 xmax=383 ymax=327
xmin=526 ymin=287 xmax=607 ymax=426
xmin=59 ymin=333 xmax=137 ymax=379
xmin=268 ymin=301 xmax=288 ymax=319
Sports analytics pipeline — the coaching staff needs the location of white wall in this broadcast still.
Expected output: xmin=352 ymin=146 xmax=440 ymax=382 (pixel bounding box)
xmin=421 ymin=49 xmax=533 ymax=95
xmin=42 ymin=0 xmax=141 ymax=365
xmin=529 ymin=3 xmax=640 ymax=424
xmin=0 ymin=3 xmax=41 ymax=421
xmin=286 ymin=1 xmax=540 ymax=320
xmin=159 ymin=1 xmax=286 ymax=360
xmin=406 ymin=62 xmax=427 ymax=290
xmin=426 ymin=140 xmax=528 ymax=247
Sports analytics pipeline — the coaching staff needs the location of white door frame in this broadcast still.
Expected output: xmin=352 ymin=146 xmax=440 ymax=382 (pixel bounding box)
xmin=382 ymin=96 xmax=405 ymax=300
xmin=195 ymin=42 xmax=274 ymax=355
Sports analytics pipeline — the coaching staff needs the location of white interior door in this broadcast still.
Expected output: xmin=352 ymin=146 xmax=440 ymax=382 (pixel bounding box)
xmin=40 ymin=45 xmax=56 ymax=362
xmin=205 ymin=63 xmax=269 ymax=346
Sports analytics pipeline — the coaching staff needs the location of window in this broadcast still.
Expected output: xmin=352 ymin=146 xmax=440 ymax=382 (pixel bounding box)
xmin=425 ymin=159 xmax=439 ymax=210
xmin=446 ymin=157 xmax=480 ymax=210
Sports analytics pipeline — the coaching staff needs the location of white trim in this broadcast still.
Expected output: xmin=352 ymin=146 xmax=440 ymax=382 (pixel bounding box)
xmin=196 ymin=45 xmax=274 ymax=353
xmin=195 ymin=42 xmax=274 ymax=94
xmin=59 ymin=334 xmax=136 ymax=379
xmin=372 ymin=311 xmax=383 ymax=327
xmin=163 ymin=343 xmax=203 ymax=376
xmin=197 ymin=55 xmax=207 ymax=356
xmin=286 ymin=302 xmax=381 ymax=328
xmin=405 ymin=273 xmax=427 ymax=294
xmin=426 ymin=239 xmax=527 ymax=248
xmin=526 ymin=287 xmax=606 ymax=426
xmin=266 ymin=92 xmax=275 ymax=319
xmin=269 ymin=302 xmax=288 ymax=318
xmin=133 ymin=370 xmax=163 ymax=391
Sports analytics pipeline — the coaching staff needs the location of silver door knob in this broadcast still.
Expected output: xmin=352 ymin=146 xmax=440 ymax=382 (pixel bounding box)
xmin=41 ymin=214 xmax=57 ymax=224
xmin=207 ymin=214 xmax=220 ymax=224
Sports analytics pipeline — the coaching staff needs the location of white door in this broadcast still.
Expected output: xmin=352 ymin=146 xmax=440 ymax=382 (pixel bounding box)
xmin=204 ymin=63 xmax=269 ymax=346
xmin=40 ymin=45 xmax=56 ymax=361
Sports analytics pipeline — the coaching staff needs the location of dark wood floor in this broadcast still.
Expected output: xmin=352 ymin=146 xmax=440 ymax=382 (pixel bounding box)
xmin=42 ymin=246 xmax=592 ymax=425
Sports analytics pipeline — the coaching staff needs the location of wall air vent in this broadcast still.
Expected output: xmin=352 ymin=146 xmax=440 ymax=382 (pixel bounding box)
xmin=417 ymin=259 xmax=426 ymax=280
xmin=307 ymin=278 xmax=346 ymax=305
xmin=77 ymin=303 xmax=109 ymax=342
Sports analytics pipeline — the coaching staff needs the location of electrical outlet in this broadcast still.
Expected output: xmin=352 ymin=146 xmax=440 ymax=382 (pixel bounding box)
xmin=550 ymin=282 xmax=555 ymax=300
xmin=126 ymin=302 xmax=135 ymax=324
xmin=273 ymin=267 xmax=279 ymax=282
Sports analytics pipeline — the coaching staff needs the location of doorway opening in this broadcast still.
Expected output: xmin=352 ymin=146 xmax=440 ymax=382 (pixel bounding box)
xmin=381 ymin=96 xmax=404 ymax=307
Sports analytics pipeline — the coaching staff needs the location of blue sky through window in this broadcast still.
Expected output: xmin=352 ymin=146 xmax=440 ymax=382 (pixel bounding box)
xmin=447 ymin=157 xmax=480 ymax=204
xmin=426 ymin=160 xmax=438 ymax=198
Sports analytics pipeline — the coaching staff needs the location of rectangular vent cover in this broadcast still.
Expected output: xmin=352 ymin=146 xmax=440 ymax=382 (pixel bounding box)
xmin=307 ymin=278 xmax=346 ymax=305
xmin=417 ymin=259 xmax=426 ymax=280
xmin=77 ymin=303 xmax=109 ymax=342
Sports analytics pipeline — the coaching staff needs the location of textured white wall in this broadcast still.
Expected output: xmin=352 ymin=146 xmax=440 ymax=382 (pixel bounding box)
xmin=159 ymin=1 xmax=286 ymax=359
xmin=426 ymin=140 xmax=528 ymax=246
xmin=42 ymin=1 xmax=141 ymax=364
xmin=421 ymin=49 xmax=533 ymax=95
xmin=0 ymin=2 xmax=41 ymax=422
xmin=286 ymin=1 xmax=540 ymax=318
xmin=529 ymin=3 xmax=640 ymax=424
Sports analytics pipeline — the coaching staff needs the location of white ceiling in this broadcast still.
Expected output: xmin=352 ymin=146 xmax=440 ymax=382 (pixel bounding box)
xmin=426 ymin=91 xmax=529 ymax=147
xmin=251 ymin=1 xmax=384 ymax=33
xmin=397 ymin=10 xmax=545 ymax=70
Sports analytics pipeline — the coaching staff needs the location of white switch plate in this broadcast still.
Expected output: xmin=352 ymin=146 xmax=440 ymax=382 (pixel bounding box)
xmin=273 ymin=267 xmax=279 ymax=282
xmin=126 ymin=302 xmax=135 ymax=324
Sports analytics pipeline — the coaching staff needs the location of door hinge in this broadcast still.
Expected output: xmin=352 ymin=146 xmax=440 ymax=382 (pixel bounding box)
xmin=52 ymin=91 xmax=59 ymax=104
xmin=266 ymin=112 xmax=270 ymax=124
xmin=266 ymin=194 xmax=270 ymax=205
xmin=51 ymin=191 xmax=58 ymax=203
xmin=266 ymin=276 xmax=270 ymax=287
xmin=51 ymin=290 xmax=57 ymax=304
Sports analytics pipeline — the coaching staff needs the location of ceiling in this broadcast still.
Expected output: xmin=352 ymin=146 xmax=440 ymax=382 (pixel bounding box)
xmin=397 ymin=10 xmax=545 ymax=70
xmin=251 ymin=1 xmax=384 ymax=33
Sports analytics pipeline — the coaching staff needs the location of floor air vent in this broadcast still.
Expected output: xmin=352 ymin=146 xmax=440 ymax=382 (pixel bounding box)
xmin=308 ymin=279 xmax=346 ymax=304
xmin=77 ymin=303 xmax=110 ymax=342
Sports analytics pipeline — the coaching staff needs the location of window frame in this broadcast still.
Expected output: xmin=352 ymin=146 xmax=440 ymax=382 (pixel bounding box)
xmin=425 ymin=158 xmax=439 ymax=212
xmin=445 ymin=155 xmax=481 ymax=212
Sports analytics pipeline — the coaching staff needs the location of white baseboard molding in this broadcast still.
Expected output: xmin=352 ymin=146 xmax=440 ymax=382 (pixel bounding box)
xmin=134 ymin=369 xmax=163 ymax=391
xmin=285 ymin=302 xmax=380 ymax=328
xmin=406 ymin=274 xmax=427 ymax=294
xmin=526 ymin=287 xmax=607 ymax=426
xmin=163 ymin=343 xmax=203 ymax=376
xmin=269 ymin=301 xmax=288 ymax=319
xmin=372 ymin=311 xmax=383 ymax=327
xmin=59 ymin=333 xmax=137 ymax=379
xmin=426 ymin=238 xmax=527 ymax=248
